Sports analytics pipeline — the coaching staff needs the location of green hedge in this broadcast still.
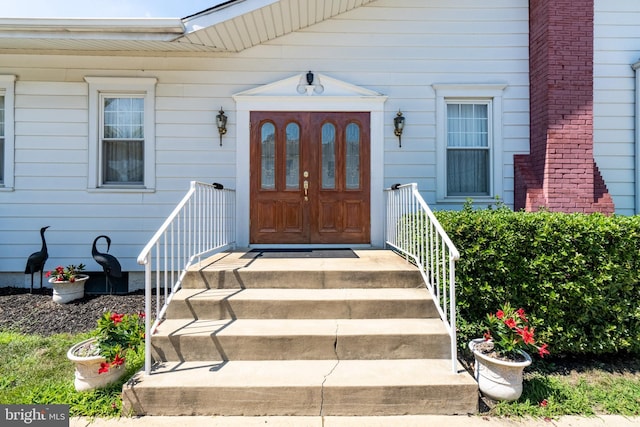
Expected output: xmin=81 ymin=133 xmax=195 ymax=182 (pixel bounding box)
xmin=433 ymin=206 xmax=640 ymax=357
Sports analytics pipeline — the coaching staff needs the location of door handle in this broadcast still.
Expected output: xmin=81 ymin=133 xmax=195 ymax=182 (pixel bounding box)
xmin=303 ymin=180 xmax=309 ymax=201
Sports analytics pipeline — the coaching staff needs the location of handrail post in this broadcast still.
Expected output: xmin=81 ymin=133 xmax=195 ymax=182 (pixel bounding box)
xmin=143 ymin=259 xmax=152 ymax=376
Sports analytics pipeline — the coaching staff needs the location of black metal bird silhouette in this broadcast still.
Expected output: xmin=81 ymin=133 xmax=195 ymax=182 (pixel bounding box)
xmin=24 ymin=226 xmax=50 ymax=293
xmin=92 ymin=235 xmax=122 ymax=295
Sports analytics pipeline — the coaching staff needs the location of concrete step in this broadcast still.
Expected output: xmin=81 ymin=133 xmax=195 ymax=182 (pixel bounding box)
xmin=181 ymin=269 xmax=423 ymax=289
xmin=151 ymin=318 xmax=451 ymax=361
xmin=181 ymin=250 xmax=423 ymax=289
xmin=122 ymin=359 xmax=478 ymax=416
xmin=165 ymin=288 xmax=439 ymax=320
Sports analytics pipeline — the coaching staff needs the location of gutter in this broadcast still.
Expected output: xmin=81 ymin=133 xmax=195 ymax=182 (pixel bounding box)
xmin=0 ymin=18 xmax=185 ymax=40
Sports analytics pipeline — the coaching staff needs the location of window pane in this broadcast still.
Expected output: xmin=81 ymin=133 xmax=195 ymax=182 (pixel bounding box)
xmin=261 ymin=122 xmax=276 ymax=190
xmin=321 ymin=123 xmax=335 ymax=189
xmin=447 ymin=103 xmax=488 ymax=148
xmin=345 ymin=123 xmax=360 ymax=190
xmin=104 ymin=97 xmax=144 ymax=139
xmin=447 ymin=149 xmax=489 ymax=196
xmin=285 ymin=123 xmax=300 ymax=189
xmin=0 ymin=95 xmax=4 ymax=136
xmin=103 ymin=140 xmax=144 ymax=184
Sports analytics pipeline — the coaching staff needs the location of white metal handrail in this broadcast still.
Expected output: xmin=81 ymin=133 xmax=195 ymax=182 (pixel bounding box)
xmin=384 ymin=183 xmax=460 ymax=373
xmin=137 ymin=181 xmax=236 ymax=375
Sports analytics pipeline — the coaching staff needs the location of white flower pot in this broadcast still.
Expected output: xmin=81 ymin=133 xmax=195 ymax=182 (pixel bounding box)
xmin=49 ymin=274 xmax=89 ymax=304
xmin=469 ymin=338 xmax=532 ymax=402
xmin=67 ymin=337 xmax=126 ymax=392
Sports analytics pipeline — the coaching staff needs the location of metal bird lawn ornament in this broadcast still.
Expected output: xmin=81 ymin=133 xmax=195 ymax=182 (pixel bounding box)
xmin=91 ymin=235 xmax=122 ymax=295
xmin=24 ymin=226 xmax=50 ymax=293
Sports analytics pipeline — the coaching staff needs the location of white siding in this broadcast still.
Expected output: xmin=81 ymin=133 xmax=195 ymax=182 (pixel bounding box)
xmin=0 ymin=0 xmax=530 ymax=279
xmin=594 ymin=0 xmax=640 ymax=215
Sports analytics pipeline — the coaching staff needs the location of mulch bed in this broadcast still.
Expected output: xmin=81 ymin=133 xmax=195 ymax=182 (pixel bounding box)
xmin=0 ymin=287 xmax=147 ymax=336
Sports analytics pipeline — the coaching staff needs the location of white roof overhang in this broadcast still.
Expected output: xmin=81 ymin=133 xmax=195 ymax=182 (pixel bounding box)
xmin=0 ymin=0 xmax=375 ymax=55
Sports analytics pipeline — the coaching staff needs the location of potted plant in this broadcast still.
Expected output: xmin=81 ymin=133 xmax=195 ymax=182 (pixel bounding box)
xmin=67 ymin=311 xmax=145 ymax=391
xmin=469 ymin=302 xmax=550 ymax=401
xmin=46 ymin=264 xmax=88 ymax=304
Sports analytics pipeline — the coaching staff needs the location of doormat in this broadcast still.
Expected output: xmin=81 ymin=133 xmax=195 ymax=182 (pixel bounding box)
xmin=243 ymin=249 xmax=359 ymax=259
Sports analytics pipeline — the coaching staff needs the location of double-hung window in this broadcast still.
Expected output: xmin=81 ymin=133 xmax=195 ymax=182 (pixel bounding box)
xmin=102 ymin=96 xmax=145 ymax=185
xmin=446 ymin=102 xmax=490 ymax=196
xmin=0 ymin=75 xmax=15 ymax=189
xmin=433 ymin=84 xmax=506 ymax=202
xmin=85 ymin=77 xmax=156 ymax=190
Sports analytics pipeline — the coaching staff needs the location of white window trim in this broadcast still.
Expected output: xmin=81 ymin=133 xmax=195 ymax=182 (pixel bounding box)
xmin=0 ymin=75 xmax=16 ymax=191
xmin=85 ymin=76 xmax=157 ymax=191
xmin=433 ymin=83 xmax=507 ymax=204
xmin=633 ymin=60 xmax=640 ymax=214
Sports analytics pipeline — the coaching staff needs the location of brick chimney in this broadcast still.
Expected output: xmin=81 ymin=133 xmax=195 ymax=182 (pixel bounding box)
xmin=514 ymin=0 xmax=614 ymax=213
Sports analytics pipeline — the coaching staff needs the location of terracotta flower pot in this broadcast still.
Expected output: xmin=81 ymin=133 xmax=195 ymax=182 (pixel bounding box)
xmin=469 ymin=338 xmax=532 ymax=401
xmin=49 ymin=274 xmax=89 ymax=304
xmin=67 ymin=337 xmax=126 ymax=392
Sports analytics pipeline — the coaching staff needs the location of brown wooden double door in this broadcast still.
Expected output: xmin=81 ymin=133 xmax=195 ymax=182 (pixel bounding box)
xmin=250 ymin=111 xmax=370 ymax=244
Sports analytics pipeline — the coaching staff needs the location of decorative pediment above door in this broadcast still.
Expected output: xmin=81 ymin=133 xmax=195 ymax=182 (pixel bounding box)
xmin=233 ymin=72 xmax=385 ymax=99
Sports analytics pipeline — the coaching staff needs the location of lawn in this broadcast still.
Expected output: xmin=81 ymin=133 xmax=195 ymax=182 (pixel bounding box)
xmin=0 ymin=330 xmax=143 ymax=417
xmin=490 ymin=356 xmax=640 ymax=417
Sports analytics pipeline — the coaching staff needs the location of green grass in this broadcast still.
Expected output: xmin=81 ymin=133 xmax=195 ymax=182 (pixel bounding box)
xmin=491 ymin=362 xmax=640 ymax=417
xmin=0 ymin=330 xmax=143 ymax=417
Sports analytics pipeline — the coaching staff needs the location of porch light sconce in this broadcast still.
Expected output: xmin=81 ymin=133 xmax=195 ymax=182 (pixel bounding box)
xmin=216 ymin=107 xmax=227 ymax=146
xmin=394 ymin=110 xmax=405 ymax=148
xmin=297 ymin=70 xmax=324 ymax=95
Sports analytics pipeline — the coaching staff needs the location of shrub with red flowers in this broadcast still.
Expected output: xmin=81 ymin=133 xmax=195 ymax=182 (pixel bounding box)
xmin=479 ymin=302 xmax=550 ymax=361
xmin=94 ymin=311 xmax=145 ymax=374
xmin=46 ymin=264 xmax=86 ymax=282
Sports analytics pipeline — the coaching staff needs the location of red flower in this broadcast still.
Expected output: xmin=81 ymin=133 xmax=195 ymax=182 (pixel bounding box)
xmin=538 ymin=343 xmax=550 ymax=358
xmin=110 ymin=313 xmax=124 ymax=325
xmin=516 ymin=308 xmax=527 ymax=321
xmin=45 ymin=271 xmax=52 ymax=278
xmin=496 ymin=310 xmax=505 ymax=319
xmin=518 ymin=326 xmax=535 ymax=345
xmin=504 ymin=318 xmax=517 ymax=329
xmin=111 ymin=353 xmax=125 ymax=367
xmin=540 ymin=399 xmax=548 ymax=407
xmin=98 ymin=362 xmax=110 ymax=374
xmin=138 ymin=311 xmax=146 ymax=319
xmin=483 ymin=331 xmax=492 ymax=341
